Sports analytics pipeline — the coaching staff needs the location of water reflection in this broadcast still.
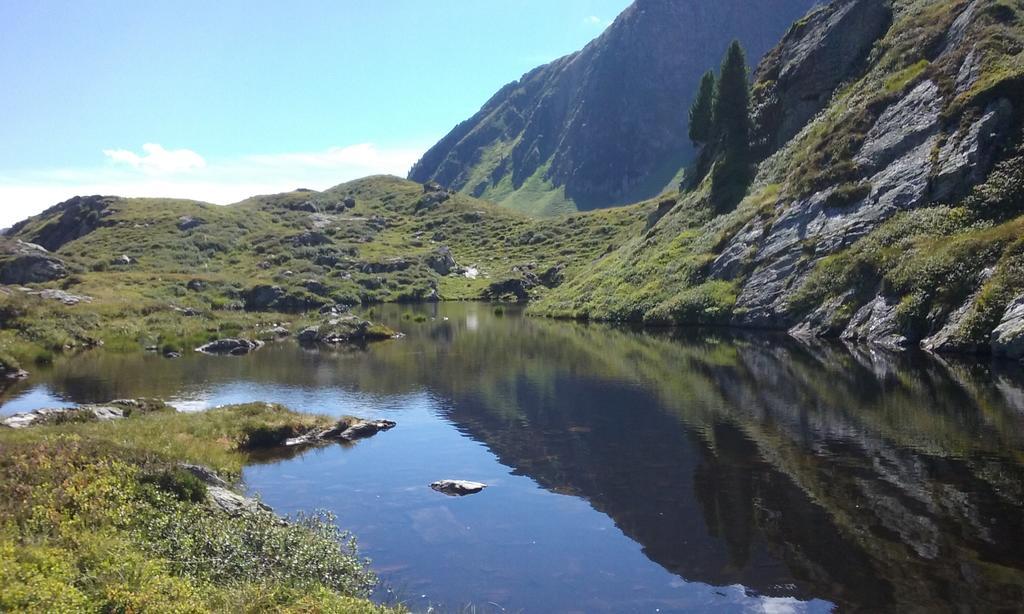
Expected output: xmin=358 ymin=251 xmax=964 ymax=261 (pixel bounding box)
xmin=3 ymin=304 xmax=1024 ymax=612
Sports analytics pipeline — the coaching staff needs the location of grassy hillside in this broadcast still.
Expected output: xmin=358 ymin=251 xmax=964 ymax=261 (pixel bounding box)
xmin=0 ymin=175 xmax=647 ymax=368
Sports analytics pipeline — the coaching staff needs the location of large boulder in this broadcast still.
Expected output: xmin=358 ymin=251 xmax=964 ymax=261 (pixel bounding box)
xmin=426 ymin=246 xmax=458 ymax=276
xmin=0 ymin=253 xmax=68 ymax=284
xmin=297 ymin=315 xmax=398 ymax=345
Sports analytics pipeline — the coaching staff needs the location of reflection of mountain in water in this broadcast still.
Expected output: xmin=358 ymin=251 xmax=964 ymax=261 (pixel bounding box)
xmin=10 ymin=304 xmax=1024 ymax=611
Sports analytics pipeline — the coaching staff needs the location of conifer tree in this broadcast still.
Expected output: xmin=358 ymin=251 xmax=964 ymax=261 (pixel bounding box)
xmin=688 ymin=70 xmax=716 ymax=146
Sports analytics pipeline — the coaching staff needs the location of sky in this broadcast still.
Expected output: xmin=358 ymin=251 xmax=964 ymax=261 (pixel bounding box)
xmin=0 ymin=0 xmax=631 ymax=227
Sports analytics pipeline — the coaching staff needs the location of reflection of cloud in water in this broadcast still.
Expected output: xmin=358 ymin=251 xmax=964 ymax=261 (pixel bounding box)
xmin=408 ymin=506 xmax=473 ymax=544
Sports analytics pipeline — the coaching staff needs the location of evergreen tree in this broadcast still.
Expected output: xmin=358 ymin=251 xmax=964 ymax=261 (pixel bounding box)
xmin=713 ymin=40 xmax=751 ymax=158
xmin=688 ymin=70 xmax=716 ymax=146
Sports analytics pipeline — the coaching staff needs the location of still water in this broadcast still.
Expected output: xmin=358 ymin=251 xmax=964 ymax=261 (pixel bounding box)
xmin=3 ymin=303 xmax=1024 ymax=612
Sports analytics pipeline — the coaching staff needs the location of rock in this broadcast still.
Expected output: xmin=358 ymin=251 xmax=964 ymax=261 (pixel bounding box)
xmin=856 ymin=80 xmax=942 ymax=173
xmin=285 ymin=418 xmax=397 ymax=447
xmin=359 ymin=259 xmax=412 ymax=274
xmin=0 ymin=249 xmax=69 ymax=284
xmin=112 ymin=254 xmax=133 ymax=266
xmin=196 ymin=338 xmax=264 ymax=356
xmin=11 ymin=195 xmax=113 ymax=251
xmin=342 ymin=196 xmax=356 ymax=209
xmin=932 ymin=98 xmax=1013 ymax=202
xmin=753 ymin=0 xmax=893 ymax=151
xmin=207 ymin=486 xmax=275 ymax=517
xmin=186 ymin=279 xmax=207 ymax=292
xmin=177 ymin=216 xmax=206 ymax=231
xmin=297 ymin=315 xmax=398 ymax=345
xmin=1 ymin=365 xmax=29 ymax=381
xmin=302 ymin=279 xmax=329 ymax=296
xmin=243 ymin=284 xmax=319 ymax=312
xmin=19 ymin=288 xmax=91 ymax=305
xmin=2 ymin=399 xmax=172 ymax=429
xmin=259 ymin=326 xmax=291 ymax=340
xmin=291 ymin=231 xmax=330 ymax=247
xmin=482 ymin=277 xmax=536 ymax=302
xmin=841 ymin=295 xmax=910 ymax=350
xmin=539 ymin=263 xmax=566 ymax=288
xmin=426 ymin=246 xmax=458 ymax=275
xmin=992 ymin=295 xmax=1024 ymax=360
xmin=430 ymin=480 xmax=487 ymax=497
xmin=646 ymin=197 xmax=676 ymax=230
xmin=180 ymin=463 xmax=230 ymax=489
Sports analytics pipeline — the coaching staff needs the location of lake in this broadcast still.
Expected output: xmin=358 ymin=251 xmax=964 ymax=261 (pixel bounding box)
xmin=3 ymin=303 xmax=1024 ymax=612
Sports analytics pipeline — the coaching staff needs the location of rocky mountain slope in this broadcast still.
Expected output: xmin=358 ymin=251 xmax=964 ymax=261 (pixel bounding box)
xmin=408 ymin=0 xmax=817 ymax=215
xmin=536 ymin=0 xmax=1024 ymax=360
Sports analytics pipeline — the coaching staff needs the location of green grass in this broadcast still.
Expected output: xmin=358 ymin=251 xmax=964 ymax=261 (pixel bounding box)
xmin=0 ymin=404 xmax=399 ymax=613
xmin=0 ymin=175 xmax=647 ymax=365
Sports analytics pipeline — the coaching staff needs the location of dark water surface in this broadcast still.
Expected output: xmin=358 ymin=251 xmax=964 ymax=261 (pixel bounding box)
xmin=3 ymin=303 xmax=1024 ymax=612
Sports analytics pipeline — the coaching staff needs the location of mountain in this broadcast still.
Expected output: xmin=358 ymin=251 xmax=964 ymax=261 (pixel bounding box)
xmin=536 ymin=0 xmax=1024 ymax=359
xmin=408 ymin=0 xmax=818 ymax=216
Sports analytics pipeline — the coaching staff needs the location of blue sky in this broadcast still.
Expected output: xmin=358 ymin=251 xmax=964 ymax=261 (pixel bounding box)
xmin=0 ymin=0 xmax=631 ymax=226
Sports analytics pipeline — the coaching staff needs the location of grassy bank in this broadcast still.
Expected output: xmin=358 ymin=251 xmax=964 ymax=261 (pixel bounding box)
xmin=0 ymin=403 xmax=400 ymax=613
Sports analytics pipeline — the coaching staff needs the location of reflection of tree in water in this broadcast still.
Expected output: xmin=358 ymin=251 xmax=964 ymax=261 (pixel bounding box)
xmin=16 ymin=303 xmax=1024 ymax=610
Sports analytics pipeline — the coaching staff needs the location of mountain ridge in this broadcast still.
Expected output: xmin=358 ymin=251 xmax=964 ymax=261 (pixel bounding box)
xmin=409 ymin=0 xmax=819 ymax=215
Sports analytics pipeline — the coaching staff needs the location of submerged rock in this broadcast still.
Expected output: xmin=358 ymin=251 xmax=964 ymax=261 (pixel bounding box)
xmin=284 ymin=417 xmax=397 ymax=447
xmin=430 ymin=480 xmax=487 ymax=497
xmin=196 ymin=338 xmax=264 ymax=356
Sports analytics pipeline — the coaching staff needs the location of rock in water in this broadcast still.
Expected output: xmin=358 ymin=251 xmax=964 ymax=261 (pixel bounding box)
xmin=285 ymin=418 xmax=397 ymax=447
xmin=430 ymin=480 xmax=487 ymax=496
xmin=196 ymin=338 xmax=264 ymax=356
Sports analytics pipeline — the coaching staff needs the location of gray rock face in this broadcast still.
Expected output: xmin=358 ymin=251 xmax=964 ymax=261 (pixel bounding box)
xmin=196 ymin=338 xmax=264 ymax=356
xmin=754 ymin=0 xmax=893 ymax=152
xmin=430 ymin=480 xmax=487 ymax=497
xmin=932 ymin=98 xmax=1014 ymax=202
xmin=841 ymin=295 xmax=910 ymax=350
xmin=992 ymin=295 xmax=1024 ymax=360
xmin=856 ymin=80 xmax=942 ymax=173
xmin=0 ymin=253 xmax=69 ymax=284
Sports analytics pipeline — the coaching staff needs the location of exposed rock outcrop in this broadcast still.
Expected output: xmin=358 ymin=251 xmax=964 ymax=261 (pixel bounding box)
xmin=0 ymin=240 xmax=69 ymax=284
xmin=753 ymin=0 xmax=893 ymax=152
xmin=284 ymin=417 xmax=397 ymax=447
xmin=196 ymin=338 xmax=264 ymax=356
xmin=296 ymin=315 xmax=398 ymax=346
xmin=2 ymin=398 xmax=173 ymax=429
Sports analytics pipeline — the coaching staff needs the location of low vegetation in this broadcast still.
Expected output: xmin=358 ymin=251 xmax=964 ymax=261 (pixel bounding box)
xmin=0 ymin=403 xmax=398 ymax=613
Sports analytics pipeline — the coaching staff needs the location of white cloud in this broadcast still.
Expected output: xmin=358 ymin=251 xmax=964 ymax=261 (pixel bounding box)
xmin=103 ymin=143 xmax=206 ymax=174
xmin=0 ymin=142 xmax=428 ymax=228
xmin=583 ymin=15 xmax=606 ymax=26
